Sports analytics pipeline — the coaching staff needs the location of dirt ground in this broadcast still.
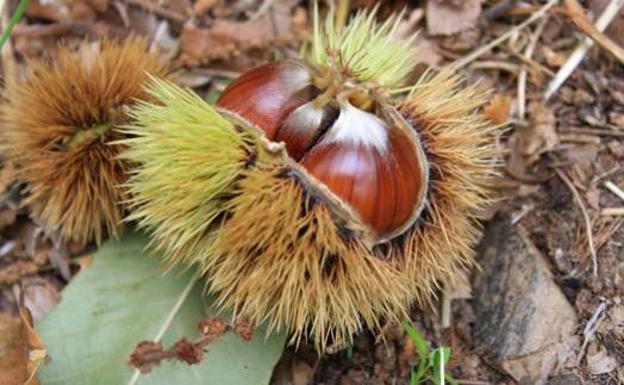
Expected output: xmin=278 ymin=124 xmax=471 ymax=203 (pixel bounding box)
xmin=0 ymin=1 xmax=623 ymax=384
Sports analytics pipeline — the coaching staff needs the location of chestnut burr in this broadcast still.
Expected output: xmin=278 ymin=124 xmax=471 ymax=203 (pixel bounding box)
xmin=217 ymin=61 xmax=429 ymax=241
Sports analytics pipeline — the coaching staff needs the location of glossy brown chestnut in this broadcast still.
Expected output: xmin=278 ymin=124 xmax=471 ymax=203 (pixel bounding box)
xmin=216 ymin=60 xmax=428 ymax=240
xmin=217 ymin=61 xmax=313 ymax=139
xmin=300 ymin=104 xmax=426 ymax=238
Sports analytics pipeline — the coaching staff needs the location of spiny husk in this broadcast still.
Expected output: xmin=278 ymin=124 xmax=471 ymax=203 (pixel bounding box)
xmin=0 ymin=38 xmax=167 ymax=245
xmin=122 ymin=70 xmax=497 ymax=350
xmin=308 ymin=5 xmax=416 ymax=89
xmin=398 ymin=70 xmax=499 ymax=303
xmin=122 ymin=79 xmax=412 ymax=349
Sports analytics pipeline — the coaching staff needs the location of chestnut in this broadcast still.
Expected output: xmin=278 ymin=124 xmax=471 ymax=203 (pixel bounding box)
xmin=216 ymin=61 xmax=314 ymax=140
xmin=217 ymin=61 xmax=429 ymax=242
xmin=123 ymin=6 xmax=498 ymax=351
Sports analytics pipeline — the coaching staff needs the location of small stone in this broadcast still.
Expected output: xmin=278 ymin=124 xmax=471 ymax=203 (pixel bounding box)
xmin=607 ymin=140 xmax=624 ymax=158
xmin=586 ymin=345 xmax=617 ymax=375
xmin=473 ymin=218 xmax=579 ymax=385
xmin=610 ymin=90 xmax=624 ymax=105
xmin=608 ymin=111 xmax=624 ymax=127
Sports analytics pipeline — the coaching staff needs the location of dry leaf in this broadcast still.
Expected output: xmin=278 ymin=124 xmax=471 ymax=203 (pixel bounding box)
xmin=291 ymin=359 xmax=315 ymax=385
xmin=426 ymin=0 xmax=481 ymax=36
xmin=18 ymin=305 xmax=45 ymax=385
xmin=507 ymin=102 xmax=558 ymax=180
xmin=542 ymin=46 xmax=569 ymax=68
xmin=12 ymin=283 xmax=60 ymax=323
xmin=179 ymin=0 xmax=304 ymax=65
xmin=521 ymin=101 xmax=559 ymax=159
xmin=0 ymin=162 xmax=16 ymax=195
xmin=585 ymin=187 xmax=601 ymax=211
xmin=0 ymin=208 xmax=18 ymax=231
xmin=608 ymin=112 xmax=624 ymax=127
xmin=415 ymin=38 xmax=443 ymax=67
xmin=25 ymin=0 xmax=97 ymax=22
xmin=0 ymin=313 xmax=28 ymax=385
xmin=0 ymin=308 xmax=45 ymax=385
xmin=193 ymin=0 xmax=217 ymax=15
xmin=484 ymin=95 xmax=512 ymax=124
xmin=0 ymin=261 xmax=39 ymax=286
xmin=587 ymin=347 xmax=617 ymax=375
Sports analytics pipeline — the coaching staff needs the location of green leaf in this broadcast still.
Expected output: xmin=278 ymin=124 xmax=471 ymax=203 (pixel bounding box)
xmin=0 ymin=0 xmax=31 ymax=50
xmin=402 ymin=322 xmax=429 ymax=359
xmin=408 ymin=368 xmax=420 ymax=385
xmin=431 ymin=347 xmax=452 ymax=385
xmin=402 ymin=321 xmax=430 ymax=383
xmin=36 ymin=233 xmax=286 ymax=385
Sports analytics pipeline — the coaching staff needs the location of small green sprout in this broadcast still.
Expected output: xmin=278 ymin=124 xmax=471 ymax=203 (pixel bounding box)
xmin=402 ymin=321 xmax=459 ymax=385
xmin=0 ymin=0 xmax=31 ymax=50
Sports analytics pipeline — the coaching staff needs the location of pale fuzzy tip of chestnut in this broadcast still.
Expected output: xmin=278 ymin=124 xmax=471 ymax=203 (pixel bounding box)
xmin=325 ymin=103 xmax=389 ymax=151
xmin=309 ymin=2 xmax=418 ymax=89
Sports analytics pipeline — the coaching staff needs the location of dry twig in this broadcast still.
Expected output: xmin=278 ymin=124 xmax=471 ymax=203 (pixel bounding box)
xmin=575 ymin=297 xmax=622 ymax=366
xmin=545 ymin=0 xmax=624 ymax=100
xmin=517 ymin=16 xmax=549 ymax=119
xmin=601 ymin=207 xmax=624 ymax=215
xmin=604 ymin=181 xmax=624 ymax=203
xmin=448 ymin=0 xmax=558 ymax=70
xmin=560 ymin=127 xmax=624 ymax=138
xmin=564 ymin=0 xmax=624 ymax=63
xmin=555 ymin=168 xmax=598 ymax=276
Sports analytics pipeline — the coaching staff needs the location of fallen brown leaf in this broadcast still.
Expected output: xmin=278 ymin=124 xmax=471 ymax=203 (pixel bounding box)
xmin=0 ymin=261 xmax=39 ymax=287
xmin=17 ymin=305 xmax=45 ymax=385
xmin=13 ymin=283 xmax=60 ymax=323
xmin=507 ymin=101 xmax=558 ymax=181
xmin=587 ymin=345 xmax=617 ymax=375
xmin=0 ymin=313 xmax=29 ymax=385
xmin=483 ymin=94 xmax=512 ymax=124
xmin=193 ymin=0 xmax=217 ymax=16
xmin=0 ymin=306 xmax=45 ymax=385
xmin=0 ymin=162 xmax=16 ymax=196
xmin=585 ymin=187 xmax=601 ymax=210
xmin=25 ymin=0 xmax=97 ymax=22
xmin=426 ymin=0 xmax=481 ymax=36
xmin=542 ymin=45 xmax=570 ymax=68
xmin=291 ymin=358 xmax=315 ymax=385
xmin=179 ymin=0 xmax=305 ymax=66
xmin=521 ymin=101 xmax=559 ymax=159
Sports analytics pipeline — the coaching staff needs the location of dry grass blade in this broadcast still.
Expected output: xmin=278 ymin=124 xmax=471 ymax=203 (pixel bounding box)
xmin=518 ymin=16 xmax=549 ymax=119
xmin=448 ymin=0 xmax=558 ymax=70
xmin=604 ymin=181 xmax=624 ymax=203
xmin=555 ymin=169 xmax=598 ymax=276
xmin=564 ymin=0 xmax=624 ymax=64
xmin=601 ymin=207 xmax=624 ymax=215
xmin=545 ymin=0 xmax=624 ymax=99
